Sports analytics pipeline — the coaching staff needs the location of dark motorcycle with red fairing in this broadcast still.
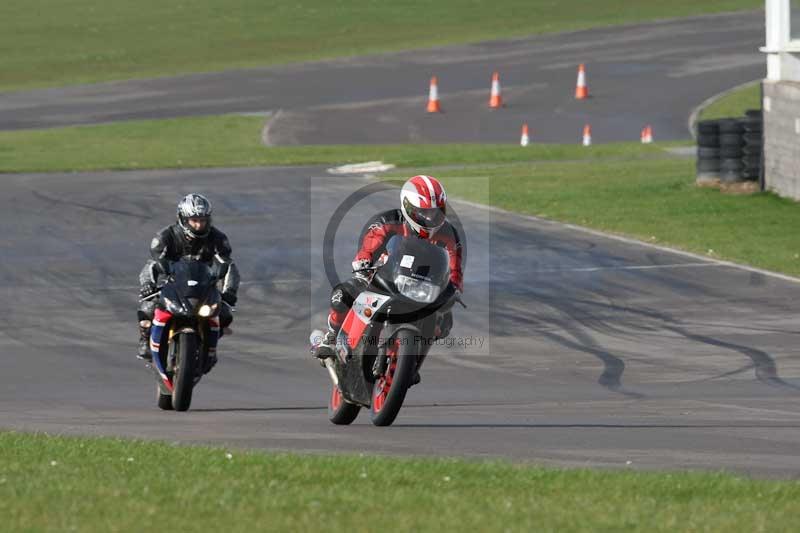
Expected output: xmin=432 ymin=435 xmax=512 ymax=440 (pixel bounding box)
xmin=311 ymin=235 xmax=462 ymax=426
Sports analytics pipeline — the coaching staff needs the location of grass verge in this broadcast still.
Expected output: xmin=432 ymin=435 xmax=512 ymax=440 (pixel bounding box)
xmin=698 ymin=82 xmax=762 ymax=120
xmin=2 ymin=431 xmax=799 ymax=532
xmin=0 ymin=115 xmax=675 ymax=173
xmin=0 ymin=1 xmax=762 ymax=91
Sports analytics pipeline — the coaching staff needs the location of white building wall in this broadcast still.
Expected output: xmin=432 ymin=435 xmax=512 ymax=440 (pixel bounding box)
xmin=762 ymin=0 xmax=800 ymax=199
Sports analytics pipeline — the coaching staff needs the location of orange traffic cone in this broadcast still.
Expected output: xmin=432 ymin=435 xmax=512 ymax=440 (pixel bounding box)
xmin=575 ymin=64 xmax=589 ymax=100
xmin=489 ymin=71 xmax=503 ymax=108
xmin=582 ymin=124 xmax=592 ymax=146
xmin=640 ymin=125 xmax=653 ymax=144
xmin=427 ymin=76 xmax=441 ymax=113
xmin=520 ymin=123 xmax=530 ymax=146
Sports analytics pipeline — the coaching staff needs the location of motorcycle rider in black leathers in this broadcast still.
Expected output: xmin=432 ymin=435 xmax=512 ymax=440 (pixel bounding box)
xmin=137 ymin=193 xmax=240 ymax=365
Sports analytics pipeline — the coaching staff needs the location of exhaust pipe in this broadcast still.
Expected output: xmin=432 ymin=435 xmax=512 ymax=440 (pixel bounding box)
xmin=311 ymin=329 xmax=339 ymax=387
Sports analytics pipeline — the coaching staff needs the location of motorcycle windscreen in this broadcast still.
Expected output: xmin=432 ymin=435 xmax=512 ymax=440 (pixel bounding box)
xmin=170 ymin=259 xmax=216 ymax=299
xmin=380 ymin=235 xmax=450 ymax=289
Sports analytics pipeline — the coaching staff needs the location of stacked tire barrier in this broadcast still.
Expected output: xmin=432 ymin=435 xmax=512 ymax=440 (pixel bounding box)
xmin=695 ymin=109 xmax=763 ymax=188
xmin=718 ymin=118 xmax=744 ymax=183
xmin=696 ymin=120 xmax=721 ymax=184
xmin=741 ymin=109 xmax=763 ymax=182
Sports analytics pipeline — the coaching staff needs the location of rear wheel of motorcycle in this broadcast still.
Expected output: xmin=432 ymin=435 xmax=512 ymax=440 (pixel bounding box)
xmin=156 ymin=384 xmax=173 ymax=411
xmin=172 ymin=333 xmax=196 ymax=412
xmin=328 ymin=385 xmax=361 ymax=425
xmin=370 ymin=330 xmax=417 ymax=427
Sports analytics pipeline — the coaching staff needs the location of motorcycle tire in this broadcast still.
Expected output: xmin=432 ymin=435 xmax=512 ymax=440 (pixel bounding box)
xmin=370 ymin=329 xmax=418 ymax=427
xmin=696 ymin=120 xmax=719 ymax=135
xmin=717 ymin=118 xmax=743 ymax=134
xmin=741 ymin=168 xmax=760 ymax=181
xmin=157 ymin=384 xmax=173 ymax=411
xmin=720 ymin=158 xmax=743 ymax=171
xmin=697 ymin=146 xmax=720 ymax=159
xmin=743 ymin=132 xmax=762 ymax=145
xmin=742 ymin=155 xmax=762 ymax=169
xmin=172 ymin=333 xmax=196 ymax=412
xmin=696 ymin=133 xmax=719 ymax=147
xmin=742 ymin=122 xmax=762 ymax=134
xmin=742 ymin=145 xmax=762 ymax=156
xmin=328 ymin=384 xmax=361 ymax=425
xmin=719 ymin=133 xmax=743 ymax=147
xmin=719 ymin=146 xmax=743 ymax=158
xmin=696 ymin=159 xmax=721 ymax=172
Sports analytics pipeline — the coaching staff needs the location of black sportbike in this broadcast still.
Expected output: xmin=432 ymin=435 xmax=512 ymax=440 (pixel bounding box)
xmin=142 ymin=259 xmax=229 ymax=411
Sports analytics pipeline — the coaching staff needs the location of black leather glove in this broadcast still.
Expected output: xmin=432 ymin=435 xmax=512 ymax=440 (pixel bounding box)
xmin=222 ymin=292 xmax=238 ymax=307
xmin=139 ymin=281 xmax=158 ymax=299
xmin=351 ymin=258 xmax=372 ymax=281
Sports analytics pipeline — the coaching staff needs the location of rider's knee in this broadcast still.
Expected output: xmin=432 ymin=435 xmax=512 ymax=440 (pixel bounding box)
xmin=330 ymin=284 xmax=352 ymax=314
xmin=219 ymin=305 xmax=233 ymax=329
xmin=137 ymin=301 xmax=155 ymax=322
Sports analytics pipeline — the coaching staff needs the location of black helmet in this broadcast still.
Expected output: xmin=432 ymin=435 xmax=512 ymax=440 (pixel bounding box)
xmin=176 ymin=193 xmax=212 ymax=239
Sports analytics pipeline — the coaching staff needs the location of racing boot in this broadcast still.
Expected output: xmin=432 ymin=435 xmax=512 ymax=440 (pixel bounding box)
xmin=137 ymin=320 xmax=152 ymax=362
xmin=314 ymin=327 xmax=338 ymax=360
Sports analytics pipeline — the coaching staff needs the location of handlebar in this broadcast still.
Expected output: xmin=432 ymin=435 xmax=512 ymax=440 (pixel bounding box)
xmin=352 ymin=265 xmax=467 ymax=309
xmin=138 ymin=290 xmax=162 ymax=303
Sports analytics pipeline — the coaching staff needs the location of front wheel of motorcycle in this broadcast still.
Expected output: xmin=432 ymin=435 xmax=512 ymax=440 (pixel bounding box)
xmin=370 ymin=329 xmax=417 ymax=427
xmin=156 ymin=384 xmax=173 ymax=410
xmin=172 ymin=332 xmax=197 ymax=412
xmin=328 ymin=385 xmax=361 ymax=425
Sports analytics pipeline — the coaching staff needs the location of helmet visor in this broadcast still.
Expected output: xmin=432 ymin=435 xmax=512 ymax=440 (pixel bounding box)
xmin=404 ymin=198 xmax=445 ymax=230
xmin=187 ymin=216 xmax=209 ymax=233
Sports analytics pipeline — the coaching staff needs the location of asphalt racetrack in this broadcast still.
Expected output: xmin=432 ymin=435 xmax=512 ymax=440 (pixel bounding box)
xmin=2 ymin=10 xmax=799 ymax=478
xmin=0 ymin=11 xmax=764 ymax=143
xmin=2 ymin=167 xmax=800 ymax=477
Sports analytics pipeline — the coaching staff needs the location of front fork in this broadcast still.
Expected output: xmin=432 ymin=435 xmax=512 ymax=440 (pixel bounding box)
xmin=371 ymin=345 xmax=427 ymax=379
xmin=372 ymin=349 xmax=389 ymax=378
xmin=370 ymin=322 xmax=430 ymax=379
xmin=166 ymin=326 xmax=199 ymax=370
xmin=159 ymin=322 xmax=211 ymax=374
xmin=324 ymin=358 xmax=340 ymax=387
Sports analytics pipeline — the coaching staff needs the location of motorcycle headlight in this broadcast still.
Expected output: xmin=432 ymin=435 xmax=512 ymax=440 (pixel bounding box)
xmin=395 ymin=274 xmax=441 ymax=303
xmin=198 ymin=303 xmax=218 ymax=317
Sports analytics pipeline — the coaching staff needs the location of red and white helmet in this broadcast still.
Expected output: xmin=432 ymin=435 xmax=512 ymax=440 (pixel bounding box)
xmin=400 ymin=175 xmax=447 ymax=238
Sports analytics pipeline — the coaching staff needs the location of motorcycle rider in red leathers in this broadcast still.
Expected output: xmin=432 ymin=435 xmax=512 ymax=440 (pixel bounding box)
xmin=315 ymin=175 xmax=464 ymax=368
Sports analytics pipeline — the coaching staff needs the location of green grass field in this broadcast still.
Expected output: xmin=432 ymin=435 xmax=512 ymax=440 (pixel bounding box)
xmin=0 ymin=114 xmax=677 ymax=172
xmin=0 ymin=0 xmax=762 ymax=91
xmin=2 ymin=431 xmax=799 ymax=532
xmin=698 ymin=82 xmax=761 ymax=120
